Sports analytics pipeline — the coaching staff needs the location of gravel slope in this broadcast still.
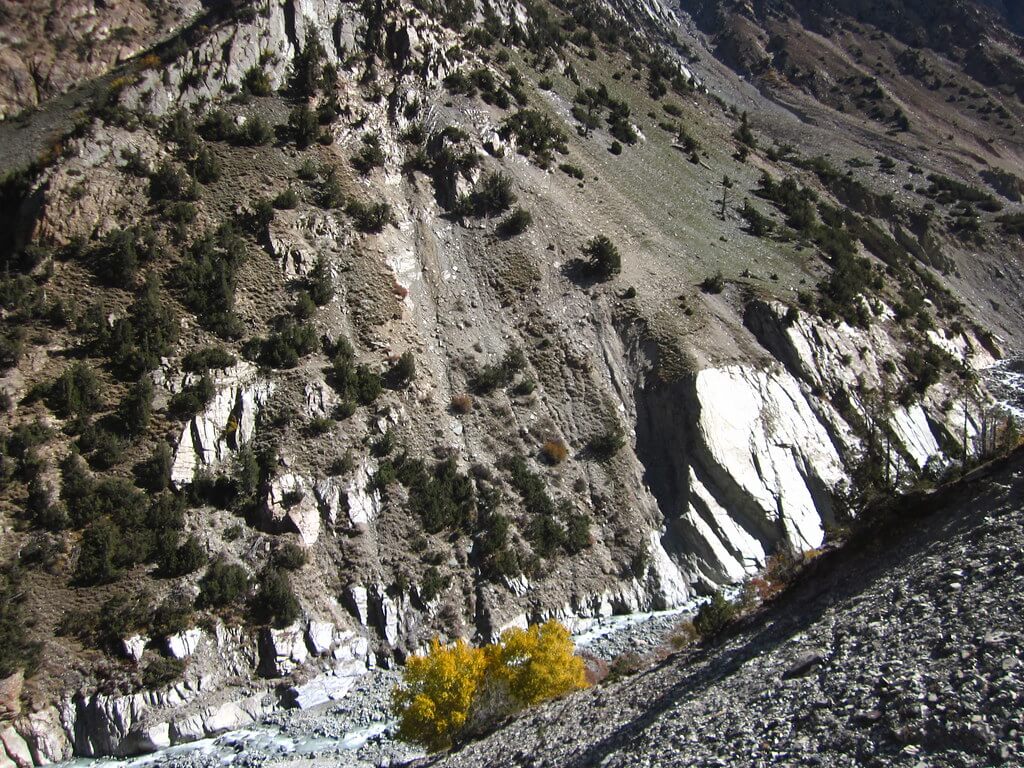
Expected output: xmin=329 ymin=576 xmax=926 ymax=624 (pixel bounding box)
xmin=417 ymin=451 xmax=1024 ymax=768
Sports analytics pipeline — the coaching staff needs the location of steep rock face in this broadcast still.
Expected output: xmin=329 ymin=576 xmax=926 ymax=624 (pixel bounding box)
xmin=637 ymin=362 xmax=847 ymax=586
xmin=634 ymin=299 xmax=999 ymax=587
xmin=168 ymin=362 xmax=274 ymax=488
xmin=745 ymin=299 xmax=994 ymax=468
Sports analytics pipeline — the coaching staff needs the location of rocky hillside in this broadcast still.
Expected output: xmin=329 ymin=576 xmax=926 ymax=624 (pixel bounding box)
xmin=417 ymin=449 xmax=1024 ymax=768
xmin=0 ymin=0 xmax=1022 ymax=763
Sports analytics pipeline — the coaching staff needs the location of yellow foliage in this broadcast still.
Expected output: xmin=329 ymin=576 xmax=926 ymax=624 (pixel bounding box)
xmin=485 ymin=620 xmax=588 ymax=707
xmin=391 ymin=638 xmax=487 ymax=752
xmin=392 ymin=620 xmax=588 ymax=752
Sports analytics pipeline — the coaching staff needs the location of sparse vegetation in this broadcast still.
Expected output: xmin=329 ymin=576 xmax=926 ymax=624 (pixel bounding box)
xmin=582 ymin=235 xmax=621 ymax=279
xmin=496 ymin=207 xmax=532 ymax=237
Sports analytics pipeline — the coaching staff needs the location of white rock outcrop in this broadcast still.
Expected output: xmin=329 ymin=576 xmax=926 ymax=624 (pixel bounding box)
xmin=260 ymin=624 xmax=309 ymax=677
xmin=170 ymin=363 xmax=274 ymax=488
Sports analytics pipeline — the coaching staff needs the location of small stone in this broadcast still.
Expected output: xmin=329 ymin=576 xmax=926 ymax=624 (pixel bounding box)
xmin=783 ymin=650 xmax=826 ymax=680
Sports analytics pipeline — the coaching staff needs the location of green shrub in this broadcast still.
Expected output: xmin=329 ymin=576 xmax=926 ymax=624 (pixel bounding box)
xmin=239 ymin=116 xmax=273 ymax=146
xmin=242 ymin=64 xmax=272 ymax=96
xmin=388 ymin=350 xmax=416 ymax=388
xmin=419 ymin=566 xmax=449 ymax=602
xmin=169 ymin=375 xmax=215 ymax=418
xmin=352 ymin=133 xmax=386 ymax=174
xmin=160 ymin=534 xmax=207 ymax=577
xmin=347 ymin=198 xmax=392 ymax=232
xmin=739 ymin=200 xmax=774 ymax=237
xmin=288 ymin=104 xmax=320 ymax=149
xmin=501 ymin=110 xmax=568 ymax=166
xmin=0 ymin=568 xmax=40 ymax=677
xmin=135 ymin=441 xmax=173 ymax=492
xmin=558 ymin=162 xmax=584 ymax=179
xmin=163 ymin=110 xmax=200 ymax=158
xmin=249 ymin=198 xmax=275 ymax=232
xmin=274 ymin=542 xmax=308 ymax=571
xmin=700 ymin=272 xmax=725 ymax=294
xmin=200 ymin=108 xmax=235 ymax=141
xmin=273 ymin=187 xmax=300 ymax=209
xmin=259 ymin=319 xmax=319 ymax=369
xmin=173 ymin=224 xmax=246 ymax=337
xmin=457 ymin=172 xmax=516 ymax=218
xmin=48 ymin=362 xmax=102 ymax=419
xmin=317 ymin=167 xmax=346 ymax=209
xmin=104 ymin=272 xmax=179 ymax=377
xmin=292 ymin=290 xmax=317 ymax=319
xmin=297 ymin=158 xmax=319 ymax=181
xmin=472 ymin=346 xmax=526 ymax=394
xmin=74 ymin=518 xmax=125 ymax=585
xmin=151 ymin=595 xmax=194 ymax=638
xmin=733 ymin=110 xmax=756 ymax=148
xmin=582 ymin=235 xmax=620 ymax=279
xmin=497 ymin=207 xmax=532 ymax=237
xmin=251 ymin=567 xmax=301 ymax=627
xmin=118 ymin=378 xmax=153 ymax=437
xmin=142 ymin=657 xmax=186 ymax=688
xmin=563 ymin=511 xmax=591 ymax=554
xmin=307 ymin=256 xmax=334 ymax=305
xmin=197 ymin=558 xmax=250 ymax=609
xmin=192 ymin=145 xmax=222 ymax=184
xmin=395 ymin=455 xmax=475 ymax=533
xmin=182 ymin=346 xmax=237 ymax=372
xmin=588 ymin=425 xmax=624 ymax=460
xmin=149 ymin=161 xmax=199 ymax=203
xmin=288 ymin=30 xmax=326 ymax=99
xmin=91 ymin=227 xmax=141 ymax=287
xmin=693 ymin=591 xmax=737 ymax=637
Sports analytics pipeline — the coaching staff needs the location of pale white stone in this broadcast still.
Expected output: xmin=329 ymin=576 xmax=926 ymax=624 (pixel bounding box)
xmin=695 ymin=365 xmax=844 ymax=554
xmin=306 ymin=621 xmax=336 ymax=655
xmin=262 ymin=624 xmax=309 ymax=676
xmin=890 ymin=405 xmax=941 ymax=469
xmin=645 ymin=530 xmax=692 ymax=608
xmin=121 ymin=634 xmax=148 ymax=664
xmin=166 ymin=628 xmax=204 ymax=660
xmin=266 ymin=474 xmax=320 ymax=545
xmin=170 ymin=363 xmax=274 ymax=487
xmin=21 ymin=707 xmax=72 ymax=764
xmin=0 ymin=727 xmax=32 ymax=768
xmin=347 ymin=586 xmax=369 ymax=626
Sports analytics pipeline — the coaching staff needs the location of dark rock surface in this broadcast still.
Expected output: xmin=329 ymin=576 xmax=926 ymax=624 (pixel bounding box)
xmin=418 ymin=452 xmax=1024 ymax=768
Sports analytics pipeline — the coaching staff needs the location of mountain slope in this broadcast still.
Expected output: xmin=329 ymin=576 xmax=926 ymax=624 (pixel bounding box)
xmin=0 ymin=0 xmax=1021 ymax=762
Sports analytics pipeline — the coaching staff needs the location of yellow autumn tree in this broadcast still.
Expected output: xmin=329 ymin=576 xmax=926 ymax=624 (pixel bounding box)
xmin=392 ymin=621 xmax=588 ymax=752
xmin=391 ymin=637 xmax=487 ymax=752
xmin=485 ymin=619 xmax=588 ymax=707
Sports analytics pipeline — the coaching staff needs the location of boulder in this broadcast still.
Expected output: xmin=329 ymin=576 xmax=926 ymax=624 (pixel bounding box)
xmin=306 ymin=621 xmax=336 ymax=656
xmin=121 ymin=635 xmax=148 ymax=664
xmin=166 ymin=628 xmax=204 ymax=660
xmin=266 ymin=474 xmax=321 ymax=545
xmin=259 ymin=624 xmax=309 ymax=677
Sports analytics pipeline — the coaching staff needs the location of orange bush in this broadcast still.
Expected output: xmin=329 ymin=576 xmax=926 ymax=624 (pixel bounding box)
xmin=541 ymin=439 xmax=568 ymax=464
xmin=450 ymin=394 xmax=473 ymax=414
